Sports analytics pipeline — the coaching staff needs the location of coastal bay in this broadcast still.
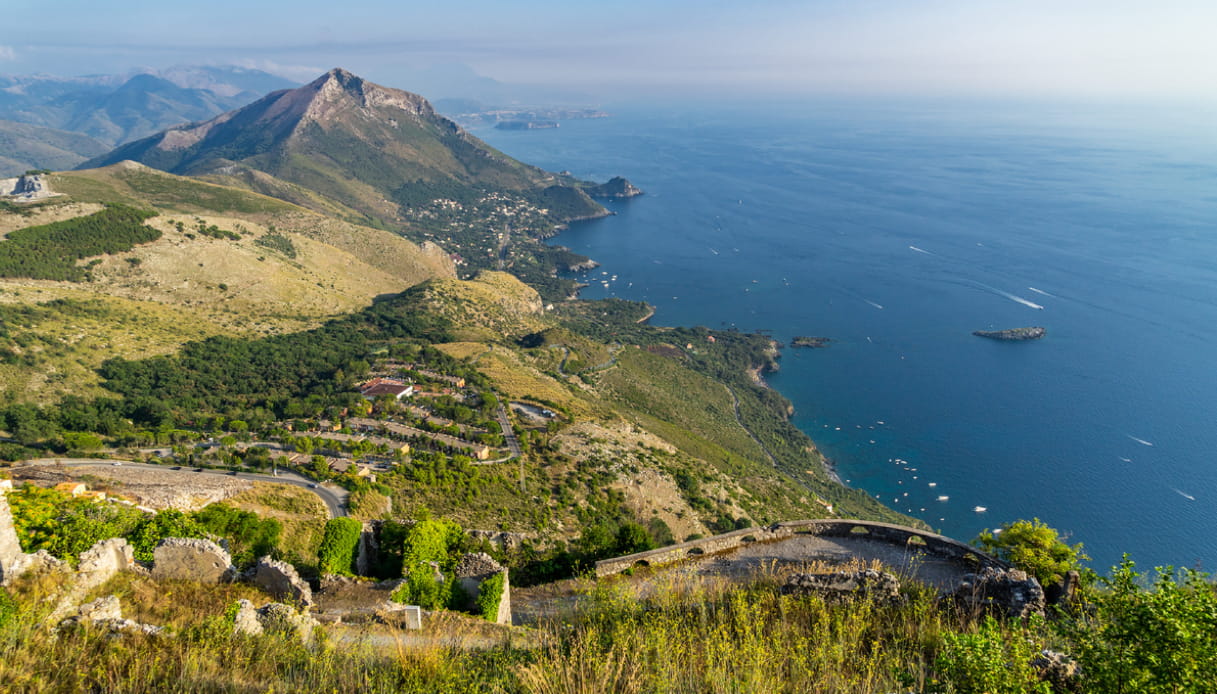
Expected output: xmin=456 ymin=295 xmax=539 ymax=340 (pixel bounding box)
xmin=478 ymin=101 xmax=1217 ymax=570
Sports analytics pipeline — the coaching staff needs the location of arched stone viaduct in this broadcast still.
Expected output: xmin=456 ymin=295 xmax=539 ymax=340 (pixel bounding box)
xmin=594 ymin=519 xmax=1008 ymax=578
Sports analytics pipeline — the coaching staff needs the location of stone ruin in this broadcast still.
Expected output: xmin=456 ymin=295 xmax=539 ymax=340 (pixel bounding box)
xmin=232 ymin=599 xmax=320 ymax=645
xmin=782 ymin=568 xmax=903 ymax=605
xmin=152 ymin=538 xmax=234 ymax=583
xmin=454 ymin=551 xmax=511 ymax=625
xmin=56 ymin=595 xmax=164 ymax=637
xmin=946 ymin=566 xmax=1046 ymax=620
xmin=253 ymin=555 xmax=314 ymax=607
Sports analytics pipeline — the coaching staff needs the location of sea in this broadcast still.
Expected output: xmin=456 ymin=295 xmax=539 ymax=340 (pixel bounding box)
xmin=476 ymin=98 xmax=1217 ymax=572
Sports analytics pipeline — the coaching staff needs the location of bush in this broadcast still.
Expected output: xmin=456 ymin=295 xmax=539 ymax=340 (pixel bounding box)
xmin=475 ymin=572 xmax=505 ymax=621
xmin=317 ymin=517 xmax=362 ymax=576
xmin=392 ymin=564 xmax=452 ymax=610
xmin=1058 ymin=559 xmax=1217 ymax=693
xmin=975 ymin=518 xmax=1087 ymax=587
xmin=936 ymin=617 xmax=1050 ymax=694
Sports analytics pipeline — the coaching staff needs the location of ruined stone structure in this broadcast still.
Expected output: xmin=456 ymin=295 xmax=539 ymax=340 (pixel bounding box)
xmin=454 ymin=552 xmax=511 ymax=624
xmin=594 ymin=519 xmax=1008 ymax=578
xmin=232 ymin=599 xmax=320 ymax=645
xmin=75 ymin=538 xmax=135 ymax=592
xmin=152 ymin=538 xmax=234 ymax=583
xmin=947 ymin=566 xmax=1046 ymax=619
xmin=56 ymin=595 xmax=164 ymax=637
xmin=355 ymin=521 xmax=378 ymax=577
xmin=0 ymin=480 xmax=25 ymax=584
xmin=782 ymin=568 xmax=903 ymax=604
xmin=254 ymin=556 xmax=314 ymax=607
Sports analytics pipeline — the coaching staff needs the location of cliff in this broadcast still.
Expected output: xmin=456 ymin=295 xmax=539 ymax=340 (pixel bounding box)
xmin=584 ymin=176 xmax=643 ymax=199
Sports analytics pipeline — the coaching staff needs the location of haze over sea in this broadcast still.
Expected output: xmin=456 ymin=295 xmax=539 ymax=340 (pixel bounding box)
xmin=479 ymin=100 xmax=1217 ymax=571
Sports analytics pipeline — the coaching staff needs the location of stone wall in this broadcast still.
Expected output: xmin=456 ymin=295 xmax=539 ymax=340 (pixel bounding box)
xmin=594 ymin=519 xmax=1008 ymax=578
xmin=454 ymin=552 xmax=511 ymax=624
xmin=152 ymin=538 xmax=233 ymax=583
xmin=0 ymin=481 xmax=23 ymax=583
xmin=254 ymin=556 xmax=314 ymax=606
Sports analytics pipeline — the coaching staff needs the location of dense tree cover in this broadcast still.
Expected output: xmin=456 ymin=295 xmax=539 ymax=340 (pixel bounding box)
xmin=317 ymin=517 xmax=362 ymax=576
xmin=0 ymin=204 xmax=159 ymax=281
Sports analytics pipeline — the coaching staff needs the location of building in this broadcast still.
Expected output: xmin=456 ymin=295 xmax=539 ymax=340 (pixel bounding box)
xmin=359 ymin=377 xmax=414 ymax=401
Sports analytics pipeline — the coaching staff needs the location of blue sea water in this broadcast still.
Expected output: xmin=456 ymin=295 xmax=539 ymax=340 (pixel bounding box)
xmin=477 ymin=99 xmax=1217 ymax=571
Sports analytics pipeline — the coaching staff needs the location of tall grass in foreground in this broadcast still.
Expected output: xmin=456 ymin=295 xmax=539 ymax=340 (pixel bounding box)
xmin=1 ymin=559 xmax=1213 ymax=693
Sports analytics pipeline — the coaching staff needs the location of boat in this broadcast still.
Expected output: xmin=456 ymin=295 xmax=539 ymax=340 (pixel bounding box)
xmin=936 ymin=495 xmax=949 ymax=502
xmin=974 ymin=506 xmax=987 ymax=513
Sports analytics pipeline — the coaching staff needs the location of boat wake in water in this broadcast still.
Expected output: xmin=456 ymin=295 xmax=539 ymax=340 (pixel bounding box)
xmin=1172 ymin=488 xmax=1196 ymax=501
xmin=1028 ymin=287 xmax=1056 ymax=297
xmin=909 ymin=245 xmax=934 ymax=255
xmin=1127 ymin=435 xmax=1154 ymax=447
xmin=961 ymin=280 xmax=1045 ymax=310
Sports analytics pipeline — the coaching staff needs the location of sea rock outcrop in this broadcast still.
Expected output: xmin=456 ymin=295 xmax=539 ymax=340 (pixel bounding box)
xmin=253 ymin=556 xmax=314 ymax=606
xmin=782 ymin=568 xmax=903 ymax=604
xmin=948 ymin=567 xmax=1045 ymax=619
xmin=973 ymin=326 xmax=1046 ymax=341
xmin=152 ymin=537 xmax=234 ymax=583
xmin=584 ymin=176 xmax=643 ymax=199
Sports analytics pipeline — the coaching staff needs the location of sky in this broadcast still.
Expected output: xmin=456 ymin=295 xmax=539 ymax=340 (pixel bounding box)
xmin=2 ymin=0 xmax=1215 ymax=102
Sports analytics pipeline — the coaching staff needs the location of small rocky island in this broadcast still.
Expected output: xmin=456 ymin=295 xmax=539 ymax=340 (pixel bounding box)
xmin=972 ymin=326 xmax=1046 ymax=341
xmin=584 ymin=176 xmax=643 ymax=199
xmin=790 ymin=336 xmax=831 ymax=348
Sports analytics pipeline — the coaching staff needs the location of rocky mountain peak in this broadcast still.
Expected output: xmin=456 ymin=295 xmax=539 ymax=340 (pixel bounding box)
xmin=301 ymin=68 xmax=432 ymax=121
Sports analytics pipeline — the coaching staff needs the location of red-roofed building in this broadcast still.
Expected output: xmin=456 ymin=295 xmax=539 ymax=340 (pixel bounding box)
xmin=359 ymin=377 xmax=414 ymax=401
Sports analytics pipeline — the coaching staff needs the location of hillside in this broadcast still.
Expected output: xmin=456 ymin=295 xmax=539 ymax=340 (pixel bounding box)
xmin=0 ymin=67 xmax=296 ymax=146
xmin=0 ymin=163 xmax=454 ymax=402
xmin=81 ymin=68 xmax=615 ymax=297
xmin=0 ymin=120 xmax=110 ymax=177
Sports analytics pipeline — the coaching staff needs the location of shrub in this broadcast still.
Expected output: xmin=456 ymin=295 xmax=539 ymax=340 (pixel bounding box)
xmin=391 ymin=564 xmax=452 ymax=610
xmin=936 ymin=617 xmax=1050 ymax=694
xmin=475 ymin=571 xmax=505 ymax=621
xmin=975 ymin=518 xmax=1087 ymax=587
xmin=1058 ymin=559 xmax=1217 ymax=693
xmin=317 ymin=517 xmax=362 ymax=576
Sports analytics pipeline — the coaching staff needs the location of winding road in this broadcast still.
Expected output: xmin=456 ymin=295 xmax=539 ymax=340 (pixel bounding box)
xmin=11 ymin=459 xmax=348 ymax=518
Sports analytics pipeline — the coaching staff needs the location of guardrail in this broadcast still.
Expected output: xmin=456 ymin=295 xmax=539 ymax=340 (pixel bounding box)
xmin=593 ymin=519 xmax=1008 ymax=577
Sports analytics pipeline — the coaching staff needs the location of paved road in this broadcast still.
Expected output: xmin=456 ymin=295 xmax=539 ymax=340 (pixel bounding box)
xmin=12 ymin=458 xmax=348 ymax=518
xmin=495 ymin=404 xmax=522 ymax=460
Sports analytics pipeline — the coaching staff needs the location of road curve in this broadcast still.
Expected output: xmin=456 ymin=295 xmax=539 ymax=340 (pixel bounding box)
xmin=11 ymin=459 xmax=348 ymax=518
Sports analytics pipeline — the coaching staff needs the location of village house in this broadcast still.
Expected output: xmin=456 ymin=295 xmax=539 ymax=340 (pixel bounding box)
xmin=359 ymin=377 xmax=414 ymax=401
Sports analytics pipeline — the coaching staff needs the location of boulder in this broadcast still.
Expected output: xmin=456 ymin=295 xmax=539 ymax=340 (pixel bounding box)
xmin=781 ymin=568 xmax=903 ymax=604
xmin=253 ymin=556 xmax=313 ymax=607
xmin=948 ymin=567 xmax=1045 ymax=619
xmin=152 ymin=537 xmax=233 ymax=583
xmin=1032 ymin=649 xmax=1082 ymax=693
xmin=232 ymin=599 xmax=264 ymax=637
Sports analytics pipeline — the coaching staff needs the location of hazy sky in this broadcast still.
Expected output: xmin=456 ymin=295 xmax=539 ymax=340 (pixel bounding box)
xmin=3 ymin=0 xmax=1215 ymax=101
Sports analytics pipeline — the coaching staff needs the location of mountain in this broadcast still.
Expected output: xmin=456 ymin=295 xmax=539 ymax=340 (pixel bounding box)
xmin=0 ymin=67 xmax=297 ymax=145
xmin=82 ymin=69 xmax=612 ymax=295
xmin=0 ymin=119 xmax=109 ymax=176
xmin=83 ymin=68 xmax=598 ymax=209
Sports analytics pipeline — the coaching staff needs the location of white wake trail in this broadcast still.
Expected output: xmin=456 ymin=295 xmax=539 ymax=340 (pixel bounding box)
xmin=1127 ymin=435 xmax=1154 ymax=447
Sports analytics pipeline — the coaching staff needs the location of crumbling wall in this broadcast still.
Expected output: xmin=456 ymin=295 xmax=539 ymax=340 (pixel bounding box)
xmin=0 ymin=481 xmax=23 ymax=583
xmin=254 ymin=556 xmax=314 ymax=606
xmin=152 ymin=537 xmax=234 ymax=583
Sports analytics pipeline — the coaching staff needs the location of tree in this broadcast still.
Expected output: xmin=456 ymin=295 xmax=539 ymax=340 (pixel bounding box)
xmin=317 ymin=517 xmax=363 ymax=576
xmin=975 ymin=518 xmax=1087 ymax=587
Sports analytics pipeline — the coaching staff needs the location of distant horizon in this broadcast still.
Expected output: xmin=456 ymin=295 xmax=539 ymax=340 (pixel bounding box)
xmin=3 ymin=0 xmax=1215 ymax=106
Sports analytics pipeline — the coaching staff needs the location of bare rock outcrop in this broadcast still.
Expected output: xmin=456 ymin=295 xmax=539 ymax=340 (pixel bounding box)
xmin=232 ymin=599 xmax=320 ymax=645
xmin=948 ymin=566 xmax=1045 ymax=619
xmin=782 ymin=568 xmax=903 ymax=604
xmin=253 ymin=556 xmax=314 ymax=606
xmin=152 ymin=537 xmax=233 ymax=583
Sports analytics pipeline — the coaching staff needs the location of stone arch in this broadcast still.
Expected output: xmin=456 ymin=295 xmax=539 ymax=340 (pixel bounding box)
xmin=687 ymin=547 xmax=705 ymax=557
xmin=849 ymin=526 xmax=870 ymax=535
xmin=907 ymin=535 xmax=927 ymax=547
xmin=741 ymin=535 xmax=757 ymax=543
